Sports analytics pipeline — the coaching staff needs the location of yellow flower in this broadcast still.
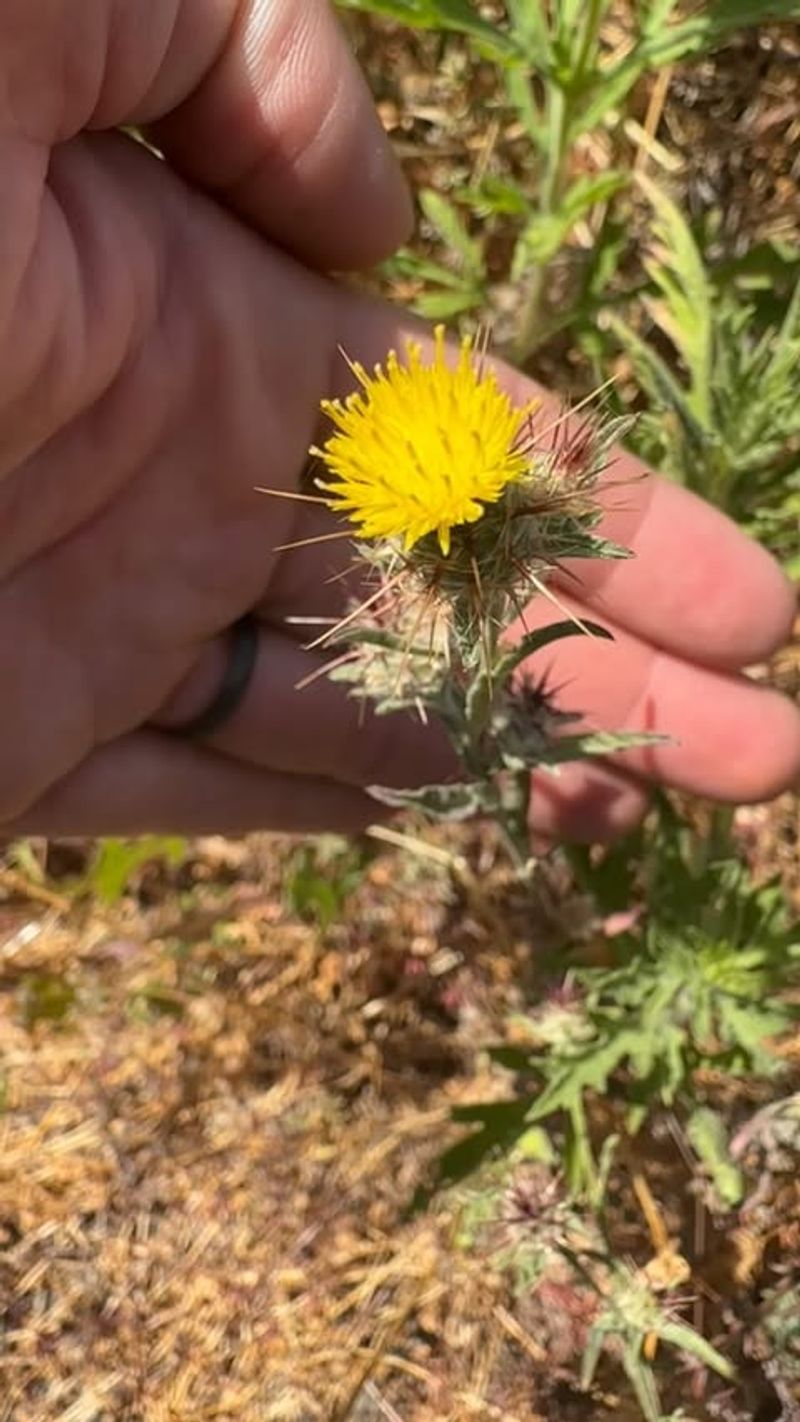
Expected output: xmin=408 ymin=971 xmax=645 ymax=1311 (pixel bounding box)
xmin=313 ymin=326 xmax=533 ymax=556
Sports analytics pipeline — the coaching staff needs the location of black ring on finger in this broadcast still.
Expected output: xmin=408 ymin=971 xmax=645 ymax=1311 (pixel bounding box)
xmin=168 ymin=614 xmax=259 ymax=740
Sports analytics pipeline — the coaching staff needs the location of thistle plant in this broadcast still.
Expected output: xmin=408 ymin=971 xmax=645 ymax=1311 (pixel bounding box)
xmin=417 ymin=809 xmax=800 ymax=1206
xmin=463 ymin=1163 xmax=732 ymax=1422
xmin=580 ymin=1263 xmax=733 ymax=1422
xmin=308 ymin=327 xmax=654 ymax=869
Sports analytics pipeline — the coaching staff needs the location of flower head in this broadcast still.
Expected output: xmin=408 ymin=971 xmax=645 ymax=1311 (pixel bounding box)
xmin=313 ymin=326 xmax=533 ymax=555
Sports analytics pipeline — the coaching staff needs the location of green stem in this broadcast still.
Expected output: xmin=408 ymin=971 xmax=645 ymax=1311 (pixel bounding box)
xmin=572 ymin=0 xmax=606 ymax=90
xmin=457 ymin=605 xmax=534 ymax=879
xmin=512 ymin=0 xmax=607 ymax=365
xmin=512 ymin=82 xmax=570 ymax=364
xmin=498 ymin=769 xmax=535 ymax=878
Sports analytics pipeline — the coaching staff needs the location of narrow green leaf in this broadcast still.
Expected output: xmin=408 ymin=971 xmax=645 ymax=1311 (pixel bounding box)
xmin=414 ymin=287 xmax=484 ymax=319
xmin=505 ymin=0 xmax=551 ymax=64
xmin=515 ymin=172 xmax=627 ymax=271
xmin=383 ymin=250 xmax=474 ymax=289
xmin=658 ymin=1321 xmax=735 ymax=1380
xmin=580 ymin=1326 xmax=605 ymax=1391
xmin=641 ymin=1 xmax=800 ymax=66
xmin=573 ymin=0 xmax=800 ymax=136
xmin=337 ymin=0 xmax=521 ymax=60
xmin=496 ymin=619 xmax=612 ymax=682
xmin=536 ymin=729 xmax=669 ymax=766
xmin=622 ymin=1349 xmax=663 ymax=1422
xmin=457 ymin=175 xmax=531 ymax=218
xmin=638 ymin=174 xmax=713 ymax=413
xmin=604 ymin=312 xmax=712 ymax=455
xmin=419 ymin=189 xmax=484 ymax=277
xmin=504 ymin=64 xmax=547 ymax=149
xmin=686 ymin=1106 xmax=744 ymax=1207
xmin=369 ymin=780 xmax=492 ymax=820
xmin=640 ymin=0 xmax=682 ymax=36
xmin=771 ymin=272 xmax=800 ymax=368
xmin=562 ymin=170 xmax=628 ymax=221
xmin=572 ymin=53 xmax=644 ymax=136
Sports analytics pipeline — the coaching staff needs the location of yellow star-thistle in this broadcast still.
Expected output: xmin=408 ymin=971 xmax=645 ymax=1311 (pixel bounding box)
xmin=312 ymin=326 xmax=534 ymax=556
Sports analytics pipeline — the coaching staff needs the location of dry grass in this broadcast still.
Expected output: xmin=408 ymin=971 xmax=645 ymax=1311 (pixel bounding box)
xmin=0 ymin=833 xmax=568 ymax=1420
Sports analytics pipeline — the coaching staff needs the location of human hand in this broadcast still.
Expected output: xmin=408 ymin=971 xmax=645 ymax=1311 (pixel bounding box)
xmin=2 ymin=1 xmax=798 ymax=841
xmin=0 ymin=0 xmax=433 ymax=837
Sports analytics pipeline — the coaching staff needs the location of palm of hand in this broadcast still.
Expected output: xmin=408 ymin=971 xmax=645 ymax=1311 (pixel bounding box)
xmin=0 ymin=0 xmax=427 ymax=831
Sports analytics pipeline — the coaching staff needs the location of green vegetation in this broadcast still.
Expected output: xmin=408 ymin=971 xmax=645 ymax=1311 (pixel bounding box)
xmin=334 ymin=2 xmax=800 ymax=1415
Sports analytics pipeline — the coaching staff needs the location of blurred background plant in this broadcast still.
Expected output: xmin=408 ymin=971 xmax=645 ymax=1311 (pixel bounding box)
xmin=343 ymin=0 xmax=800 ymax=575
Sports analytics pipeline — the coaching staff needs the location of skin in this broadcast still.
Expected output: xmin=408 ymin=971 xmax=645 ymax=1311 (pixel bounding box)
xmin=0 ymin=0 xmax=798 ymax=842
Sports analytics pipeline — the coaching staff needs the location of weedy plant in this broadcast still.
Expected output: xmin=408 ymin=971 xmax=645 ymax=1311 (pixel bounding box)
xmin=457 ymin=1160 xmax=732 ymax=1420
xmin=6 ymin=834 xmax=187 ymax=906
xmin=420 ymin=810 xmax=800 ymax=1416
xmin=83 ymin=836 xmax=187 ymax=905
xmin=432 ymin=808 xmax=799 ymax=1196
xmin=288 ymin=313 xmax=800 ymax=1418
xmin=756 ymin=1286 xmax=800 ymax=1402
xmin=579 ymin=1262 xmax=733 ymax=1422
xmin=303 ymin=325 xmax=657 ymax=870
xmin=307 ymin=5 xmax=800 ymax=1417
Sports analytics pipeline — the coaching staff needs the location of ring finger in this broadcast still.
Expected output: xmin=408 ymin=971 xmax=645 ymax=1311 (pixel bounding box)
xmin=152 ymin=623 xmax=454 ymax=789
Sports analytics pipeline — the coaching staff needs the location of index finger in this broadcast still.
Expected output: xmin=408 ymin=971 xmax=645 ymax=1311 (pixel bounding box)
xmin=145 ymin=0 xmax=412 ymax=269
xmin=0 ymin=0 xmax=410 ymax=271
